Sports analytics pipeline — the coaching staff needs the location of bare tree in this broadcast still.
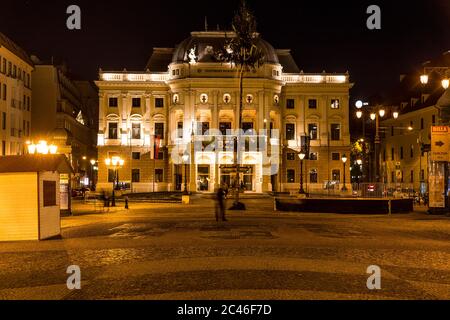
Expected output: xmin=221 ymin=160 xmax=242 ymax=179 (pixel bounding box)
xmin=217 ymin=0 xmax=265 ymax=210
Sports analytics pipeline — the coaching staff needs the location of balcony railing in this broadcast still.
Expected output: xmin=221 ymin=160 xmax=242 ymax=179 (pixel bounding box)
xmin=101 ymin=72 xmax=169 ymax=82
xmin=281 ymin=73 xmax=348 ymax=84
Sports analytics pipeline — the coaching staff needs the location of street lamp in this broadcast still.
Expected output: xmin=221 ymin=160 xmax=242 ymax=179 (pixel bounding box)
xmin=442 ymin=78 xmax=449 ymax=90
xmin=298 ymin=150 xmax=306 ymax=194
xmin=27 ymin=140 xmax=58 ymax=155
xmin=182 ymin=152 xmax=189 ymax=195
xmin=420 ymin=74 xmax=429 ymax=85
xmin=104 ymin=156 xmax=124 ymax=206
xmin=90 ymin=159 xmax=96 ymax=189
xmin=393 ymin=111 xmax=399 ymax=119
xmin=356 ymin=110 xmax=363 ymax=119
xmin=341 ymin=154 xmax=348 ymax=191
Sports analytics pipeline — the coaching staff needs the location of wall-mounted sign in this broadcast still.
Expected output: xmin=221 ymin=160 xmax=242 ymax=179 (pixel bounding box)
xmin=431 ymin=126 xmax=449 ymax=161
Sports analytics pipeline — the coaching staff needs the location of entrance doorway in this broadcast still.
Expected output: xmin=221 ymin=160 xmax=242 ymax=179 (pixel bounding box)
xmin=271 ymin=174 xmax=277 ymax=192
xmin=242 ymin=165 xmax=254 ymax=191
xmin=197 ymin=165 xmax=210 ymax=191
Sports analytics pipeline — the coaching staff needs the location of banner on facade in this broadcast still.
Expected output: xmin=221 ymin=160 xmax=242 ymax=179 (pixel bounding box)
xmin=431 ymin=126 xmax=450 ymax=161
xmin=429 ymin=174 xmax=445 ymax=208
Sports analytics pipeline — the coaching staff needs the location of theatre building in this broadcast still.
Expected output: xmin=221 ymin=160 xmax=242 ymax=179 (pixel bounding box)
xmin=95 ymin=31 xmax=352 ymax=193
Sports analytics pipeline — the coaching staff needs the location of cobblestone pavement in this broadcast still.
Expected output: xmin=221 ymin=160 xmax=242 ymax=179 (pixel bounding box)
xmin=1 ymin=197 xmax=450 ymax=300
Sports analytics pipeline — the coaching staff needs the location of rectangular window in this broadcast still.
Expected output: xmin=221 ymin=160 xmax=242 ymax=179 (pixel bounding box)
xmin=286 ymin=169 xmax=295 ymax=183
xmin=285 ymin=123 xmax=295 ymax=140
xmin=331 ymin=99 xmax=340 ymax=109
xmin=410 ymin=170 xmax=414 ymax=183
xmin=309 ymin=169 xmax=318 ymax=183
xmin=331 ymin=152 xmax=340 ymax=161
xmin=391 ymin=148 xmax=395 ymax=161
xmin=308 ymin=99 xmax=317 ymax=109
xmin=109 ymin=97 xmax=118 ymax=107
xmin=132 ymin=123 xmax=141 ymax=139
xmin=242 ymin=122 xmax=253 ymax=134
xmin=27 ymin=96 xmax=30 ymax=111
xmin=8 ymin=61 xmax=11 ymax=75
xmin=286 ymin=99 xmax=295 ymax=109
xmin=132 ymin=97 xmax=141 ymax=107
xmin=43 ymin=181 xmax=57 ymax=207
xmin=155 ymin=123 xmax=164 ymax=138
xmin=155 ymin=169 xmax=164 ymax=182
xmin=219 ymin=122 xmax=231 ymax=136
xmin=330 ymin=124 xmax=340 ymax=140
xmin=410 ymin=145 xmax=414 ymax=158
xmin=308 ymin=123 xmax=318 ymax=140
xmin=155 ymin=97 xmax=164 ymax=108
xmin=177 ymin=121 xmax=183 ymax=138
xmin=108 ymin=169 xmax=115 ymax=182
xmin=132 ymin=152 xmax=140 ymax=160
xmin=391 ymin=126 xmax=394 ymax=136
xmin=332 ymin=169 xmax=340 ymax=181
xmin=309 ymin=152 xmax=318 ymax=160
xmin=2 ymin=112 xmax=5 ymax=130
xmin=2 ymin=84 xmax=6 ymax=100
xmin=198 ymin=122 xmax=210 ymax=135
xmin=132 ymin=169 xmax=140 ymax=182
xmin=432 ymin=115 xmax=436 ymax=125
xmin=420 ymin=118 xmax=424 ymax=130
xmin=108 ymin=123 xmax=118 ymax=139
xmin=400 ymin=146 xmax=404 ymax=159
xmin=158 ymin=151 xmax=164 ymax=160
xmin=421 ymin=169 xmax=425 ymax=181
xmin=1 ymin=141 xmax=5 ymax=156
xmin=287 ymin=153 xmax=295 ymax=161
xmin=1 ymin=58 xmax=5 ymax=73
xmin=391 ymin=171 xmax=395 ymax=183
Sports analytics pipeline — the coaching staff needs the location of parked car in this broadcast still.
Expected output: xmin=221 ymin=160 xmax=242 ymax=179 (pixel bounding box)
xmin=71 ymin=187 xmax=91 ymax=197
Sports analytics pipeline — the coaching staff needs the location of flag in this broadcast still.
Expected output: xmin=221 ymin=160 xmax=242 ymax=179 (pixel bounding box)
xmin=154 ymin=136 xmax=161 ymax=159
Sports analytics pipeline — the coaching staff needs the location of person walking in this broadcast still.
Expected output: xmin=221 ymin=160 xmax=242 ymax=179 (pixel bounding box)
xmin=124 ymin=195 xmax=129 ymax=210
xmin=216 ymin=186 xmax=227 ymax=222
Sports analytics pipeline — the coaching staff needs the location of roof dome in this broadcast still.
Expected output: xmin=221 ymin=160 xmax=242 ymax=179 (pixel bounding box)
xmin=172 ymin=31 xmax=279 ymax=65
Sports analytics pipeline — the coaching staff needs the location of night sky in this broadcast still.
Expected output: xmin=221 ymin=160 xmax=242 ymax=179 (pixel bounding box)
xmin=1 ymin=0 xmax=449 ymax=100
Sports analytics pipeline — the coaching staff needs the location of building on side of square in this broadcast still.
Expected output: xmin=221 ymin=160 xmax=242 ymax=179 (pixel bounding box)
xmin=95 ymin=31 xmax=352 ymax=193
xmin=31 ymin=59 xmax=98 ymax=188
xmin=0 ymin=32 xmax=33 ymax=156
xmin=380 ymin=51 xmax=450 ymax=192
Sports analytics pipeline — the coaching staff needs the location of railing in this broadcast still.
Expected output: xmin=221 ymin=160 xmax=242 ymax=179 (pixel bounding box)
xmin=305 ymin=182 xmax=417 ymax=198
xmin=281 ymin=74 xmax=348 ymax=84
xmin=101 ymin=72 xmax=170 ymax=82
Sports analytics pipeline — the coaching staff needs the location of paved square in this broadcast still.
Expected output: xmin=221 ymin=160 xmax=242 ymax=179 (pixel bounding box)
xmin=1 ymin=196 xmax=450 ymax=300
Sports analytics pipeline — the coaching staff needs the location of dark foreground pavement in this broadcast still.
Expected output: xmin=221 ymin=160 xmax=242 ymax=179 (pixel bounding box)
xmin=1 ymin=197 xmax=450 ymax=300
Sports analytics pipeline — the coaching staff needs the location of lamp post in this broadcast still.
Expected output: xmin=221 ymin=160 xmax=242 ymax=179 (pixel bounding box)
xmin=356 ymin=158 xmax=363 ymax=183
xmin=105 ymin=156 xmax=124 ymax=207
xmin=182 ymin=152 xmax=189 ymax=195
xmin=90 ymin=159 xmax=96 ymax=189
xmin=355 ymin=104 xmax=388 ymax=182
xmin=298 ymin=150 xmax=306 ymax=194
xmin=341 ymin=154 xmax=348 ymax=191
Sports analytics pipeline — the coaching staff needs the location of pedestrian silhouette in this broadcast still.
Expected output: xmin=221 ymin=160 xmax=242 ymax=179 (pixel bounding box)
xmin=216 ymin=186 xmax=227 ymax=222
xmin=124 ymin=195 xmax=129 ymax=209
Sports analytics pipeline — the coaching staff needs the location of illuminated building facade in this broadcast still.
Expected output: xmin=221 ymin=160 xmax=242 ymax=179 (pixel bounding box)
xmin=0 ymin=32 xmax=33 ymax=156
xmin=95 ymin=31 xmax=352 ymax=193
